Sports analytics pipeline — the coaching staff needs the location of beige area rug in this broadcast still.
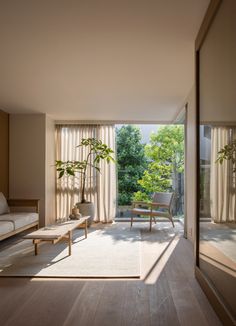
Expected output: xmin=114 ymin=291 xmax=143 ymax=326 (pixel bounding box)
xmin=0 ymin=223 xmax=141 ymax=278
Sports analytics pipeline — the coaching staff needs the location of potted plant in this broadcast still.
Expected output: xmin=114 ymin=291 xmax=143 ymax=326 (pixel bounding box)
xmin=216 ymin=139 xmax=236 ymax=173
xmin=56 ymin=138 xmax=115 ymax=225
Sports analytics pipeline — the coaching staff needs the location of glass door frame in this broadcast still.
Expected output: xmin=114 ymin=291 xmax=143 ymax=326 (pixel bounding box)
xmin=195 ymin=1 xmax=235 ymax=324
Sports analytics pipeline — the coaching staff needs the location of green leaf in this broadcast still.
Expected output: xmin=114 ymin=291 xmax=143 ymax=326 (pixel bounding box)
xmin=66 ymin=168 xmax=75 ymax=176
xmin=59 ymin=170 xmax=64 ymax=178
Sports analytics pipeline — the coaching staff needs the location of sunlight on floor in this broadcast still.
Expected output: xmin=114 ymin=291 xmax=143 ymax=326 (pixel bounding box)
xmin=143 ymin=235 xmax=180 ymax=285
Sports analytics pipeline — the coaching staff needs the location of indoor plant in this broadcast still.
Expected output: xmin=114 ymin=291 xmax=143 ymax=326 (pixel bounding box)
xmin=216 ymin=139 xmax=236 ymax=173
xmin=56 ymin=138 xmax=115 ymax=224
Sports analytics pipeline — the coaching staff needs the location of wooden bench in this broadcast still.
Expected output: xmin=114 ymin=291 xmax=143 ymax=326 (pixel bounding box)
xmin=23 ymin=217 xmax=89 ymax=256
xmin=130 ymin=192 xmax=175 ymax=231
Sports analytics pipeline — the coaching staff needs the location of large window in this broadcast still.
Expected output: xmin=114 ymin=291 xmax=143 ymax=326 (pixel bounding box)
xmin=116 ymin=124 xmax=185 ymax=219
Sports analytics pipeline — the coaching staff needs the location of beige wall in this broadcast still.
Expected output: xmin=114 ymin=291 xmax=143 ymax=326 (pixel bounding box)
xmin=185 ymin=86 xmax=196 ymax=243
xmin=200 ymin=0 xmax=236 ymax=123
xmin=45 ymin=116 xmax=55 ymax=224
xmin=9 ymin=114 xmax=55 ymax=226
xmin=0 ymin=109 xmax=9 ymax=197
xmin=9 ymin=114 xmax=46 ymax=225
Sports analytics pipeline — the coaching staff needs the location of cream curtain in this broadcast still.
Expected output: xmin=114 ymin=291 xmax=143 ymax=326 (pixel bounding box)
xmin=210 ymin=127 xmax=236 ymax=222
xmin=56 ymin=125 xmax=116 ymax=222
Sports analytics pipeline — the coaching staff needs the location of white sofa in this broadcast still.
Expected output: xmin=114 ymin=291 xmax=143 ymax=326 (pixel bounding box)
xmin=0 ymin=192 xmax=39 ymax=241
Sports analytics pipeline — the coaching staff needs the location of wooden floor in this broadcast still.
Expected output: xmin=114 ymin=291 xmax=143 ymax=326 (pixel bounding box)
xmin=0 ymin=224 xmax=222 ymax=326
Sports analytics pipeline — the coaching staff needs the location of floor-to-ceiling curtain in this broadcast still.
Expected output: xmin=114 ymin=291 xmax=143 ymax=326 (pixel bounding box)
xmin=55 ymin=124 xmax=116 ymax=222
xmin=210 ymin=127 xmax=236 ymax=222
xmin=96 ymin=125 xmax=116 ymax=222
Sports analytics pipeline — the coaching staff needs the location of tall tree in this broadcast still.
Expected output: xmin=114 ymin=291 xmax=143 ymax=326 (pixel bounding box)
xmin=116 ymin=125 xmax=147 ymax=205
xmin=134 ymin=125 xmax=184 ymax=208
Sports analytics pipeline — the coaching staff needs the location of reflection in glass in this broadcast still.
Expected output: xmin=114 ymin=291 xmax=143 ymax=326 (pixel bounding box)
xmin=199 ymin=125 xmax=236 ymax=317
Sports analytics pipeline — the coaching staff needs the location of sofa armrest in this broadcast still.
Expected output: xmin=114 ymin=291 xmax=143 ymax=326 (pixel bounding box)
xmin=7 ymin=199 xmax=40 ymax=213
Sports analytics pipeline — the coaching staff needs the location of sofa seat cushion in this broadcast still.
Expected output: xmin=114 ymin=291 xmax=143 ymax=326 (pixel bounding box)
xmin=0 ymin=213 xmax=38 ymax=230
xmin=0 ymin=221 xmax=14 ymax=236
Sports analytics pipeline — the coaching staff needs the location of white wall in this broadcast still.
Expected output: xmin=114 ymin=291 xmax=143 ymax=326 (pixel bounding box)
xmin=9 ymin=114 xmax=55 ymax=226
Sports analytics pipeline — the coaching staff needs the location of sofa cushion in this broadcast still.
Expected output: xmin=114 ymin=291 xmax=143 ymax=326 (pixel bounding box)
xmin=0 ymin=212 xmax=38 ymax=230
xmin=0 ymin=192 xmax=9 ymax=215
xmin=0 ymin=221 xmax=14 ymax=236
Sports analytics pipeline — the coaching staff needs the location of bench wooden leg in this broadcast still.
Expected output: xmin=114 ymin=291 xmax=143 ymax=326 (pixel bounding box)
xmin=131 ymin=215 xmax=133 ymax=228
xmin=35 ymin=242 xmax=38 ymax=255
xmin=33 ymin=240 xmax=39 ymax=255
xmin=84 ymin=219 xmax=88 ymax=239
xmin=68 ymin=230 xmax=72 ymax=256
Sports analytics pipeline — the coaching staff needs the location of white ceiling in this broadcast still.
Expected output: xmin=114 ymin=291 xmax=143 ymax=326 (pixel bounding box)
xmin=0 ymin=0 xmax=209 ymax=122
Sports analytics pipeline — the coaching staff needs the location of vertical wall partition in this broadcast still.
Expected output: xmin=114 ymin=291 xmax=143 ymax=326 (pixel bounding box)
xmin=195 ymin=0 xmax=236 ymax=324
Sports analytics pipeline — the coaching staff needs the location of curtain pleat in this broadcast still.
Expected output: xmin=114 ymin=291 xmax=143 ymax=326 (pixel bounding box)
xmin=55 ymin=125 xmax=116 ymax=222
xmin=96 ymin=125 xmax=117 ymax=222
xmin=210 ymin=127 xmax=236 ymax=222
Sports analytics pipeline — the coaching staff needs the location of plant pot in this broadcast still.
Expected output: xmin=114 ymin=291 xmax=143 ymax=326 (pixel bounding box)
xmin=76 ymin=202 xmax=94 ymax=226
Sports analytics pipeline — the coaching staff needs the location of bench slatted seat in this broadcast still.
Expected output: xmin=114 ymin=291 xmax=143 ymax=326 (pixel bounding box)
xmin=24 ymin=217 xmax=89 ymax=255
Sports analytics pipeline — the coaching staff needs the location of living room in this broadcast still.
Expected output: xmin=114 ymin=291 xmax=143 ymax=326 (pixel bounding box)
xmin=0 ymin=0 xmax=235 ymax=325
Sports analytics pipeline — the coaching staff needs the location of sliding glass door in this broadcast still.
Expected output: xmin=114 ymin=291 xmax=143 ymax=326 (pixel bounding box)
xmin=196 ymin=0 xmax=236 ymax=324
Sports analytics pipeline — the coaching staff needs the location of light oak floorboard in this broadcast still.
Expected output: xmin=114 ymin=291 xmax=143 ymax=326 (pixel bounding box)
xmin=147 ymin=271 xmax=181 ymax=326
xmin=0 ymin=222 xmax=222 ymax=326
xmin=93 ymin=281 xmax=127 ymax=326
xmin=122 ymin=281 xmax=150 ymax=326
xmin=63 ymin=280 xmax=105 ymax=326
xmin=2 ymin=280 xmax=85 ymax=326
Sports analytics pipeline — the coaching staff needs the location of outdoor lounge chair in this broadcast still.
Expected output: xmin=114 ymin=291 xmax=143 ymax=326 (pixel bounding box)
xmin=130 ymin=192 xmax=175 ymax=231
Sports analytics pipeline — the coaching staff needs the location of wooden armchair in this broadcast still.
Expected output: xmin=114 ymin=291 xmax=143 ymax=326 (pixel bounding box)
xmin=130 ymin=192 xmax=175 ymax=231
